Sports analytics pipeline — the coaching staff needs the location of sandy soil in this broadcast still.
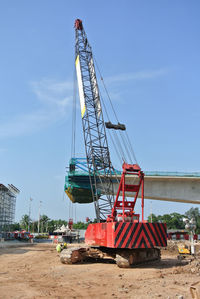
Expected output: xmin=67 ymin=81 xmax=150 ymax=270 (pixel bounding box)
xmin=0 ymin=242 xmax=199 ymax=299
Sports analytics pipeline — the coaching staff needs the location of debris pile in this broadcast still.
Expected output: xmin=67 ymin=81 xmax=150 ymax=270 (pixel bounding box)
xmin=164 ymin=240 xmax=178 ymax=253
xmin=186 ymin=259 xmax=200 ymax=274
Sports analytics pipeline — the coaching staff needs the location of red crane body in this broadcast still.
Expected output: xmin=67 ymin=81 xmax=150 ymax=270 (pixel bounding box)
xmin=85 ymin=163 xmax=167 ymax=249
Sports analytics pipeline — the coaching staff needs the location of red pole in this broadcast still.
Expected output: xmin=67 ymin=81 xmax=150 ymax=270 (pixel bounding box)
xmin=141 ymin=175 xmax=144 ymax=222
xmin=111 ymin=175 xmax=123 ymax=219
xmin=122 ymin=172 xmax=125 ymax=220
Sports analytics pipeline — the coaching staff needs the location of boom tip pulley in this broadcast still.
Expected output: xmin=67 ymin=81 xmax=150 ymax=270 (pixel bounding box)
xmin=75 ymin=19 xmax=83 ymax=30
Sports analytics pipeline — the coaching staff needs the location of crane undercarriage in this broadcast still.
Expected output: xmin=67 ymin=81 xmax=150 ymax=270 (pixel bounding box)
xmin=60 ymin=221 xmax=166 ymax=268
xmin=60 ymin=246 xmax=161 ymax=268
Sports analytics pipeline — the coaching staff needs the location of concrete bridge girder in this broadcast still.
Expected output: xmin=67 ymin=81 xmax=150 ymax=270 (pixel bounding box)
xmin=105 ymin=175 xmax=200 ymax=204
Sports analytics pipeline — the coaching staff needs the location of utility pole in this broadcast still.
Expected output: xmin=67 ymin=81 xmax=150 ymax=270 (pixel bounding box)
xmin=38 ymin=201 xmax=42 ymax=234
xmin=28 ymin=198 xmax=33 ymax=232
xmin=150 ymin=201 xmax=153 ymax=223
xmin=75 ymin=203 xmax=77 ymax=223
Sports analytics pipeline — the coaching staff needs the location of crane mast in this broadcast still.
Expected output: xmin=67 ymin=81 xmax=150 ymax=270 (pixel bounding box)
xmin=74 ymin=19 xmax=114 ymax=222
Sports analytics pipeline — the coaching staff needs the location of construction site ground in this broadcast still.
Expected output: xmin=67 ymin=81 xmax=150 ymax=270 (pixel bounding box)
xmin=0 ymin=241 xmax=200 ymax=299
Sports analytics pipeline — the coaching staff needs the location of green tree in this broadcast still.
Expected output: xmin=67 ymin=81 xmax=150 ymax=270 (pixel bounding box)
xmin=31 ymin=220 xmax=38 ymax=233
xmin=73 ymin=221 xmax=89 ymax=229
xmin=47 ymin=220 xmax=56 ymax=233
xmin=20 ymin=214 xmax=30 ymax=231
xmin=147 ymin=213 xmax=158 ymax=223
xmin=147 ymin=212 xmax=184 ymax=229
xmin=9 ymin=223 xmax=21 ymax=231
xmin=40 ymin=215 xmax=50 ymax=233
xmin=169 ymin=212 xmax=184 ymax=229
xmin=45 ymin=219 xmax=68 ymax=233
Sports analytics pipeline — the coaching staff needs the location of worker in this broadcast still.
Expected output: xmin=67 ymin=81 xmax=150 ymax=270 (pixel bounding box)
xmin=56 ymin=243 xmax=67 ymax=253
xmin=63 ymin=242 xmax=67 ymax=249
xmin=60 ymin=242 xmax=67 ymax=250
xmin=56 ymin=244 xmax=62 ymax=253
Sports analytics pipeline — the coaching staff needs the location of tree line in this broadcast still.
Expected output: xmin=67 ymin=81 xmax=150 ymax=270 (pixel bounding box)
xmin=7 ymin=214 xmax=89 ymax=233
xmin=5 ymin=207 xmax=200 ymax=233
xmin=148 ymin=207 xmax=200 ymax=233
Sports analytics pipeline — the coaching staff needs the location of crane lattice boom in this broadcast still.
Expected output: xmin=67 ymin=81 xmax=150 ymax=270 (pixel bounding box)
xmin=75 ymin=19 xmax=114 ymax=221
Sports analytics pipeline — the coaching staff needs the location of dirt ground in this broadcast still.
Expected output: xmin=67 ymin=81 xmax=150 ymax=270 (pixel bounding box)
xmin=0 ymin=241 xmax=199 ymax=299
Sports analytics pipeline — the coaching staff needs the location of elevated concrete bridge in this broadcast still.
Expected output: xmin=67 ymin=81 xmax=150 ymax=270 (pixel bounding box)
xmin=66 ymin=159 xmax=200 ymax=205
xmin=110 ymin=171 xmax=200 ymax=204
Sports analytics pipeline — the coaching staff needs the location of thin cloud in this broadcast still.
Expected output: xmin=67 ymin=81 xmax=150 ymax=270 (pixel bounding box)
xmin=0 ymin=78 xmax=73 ymax=139
xmin=0 ymin=69 xmax=169 ymax=139
xmin=30 ymin=78 xmax=73 ymax=110
xmin=106 ymin=68 xmax=169 ymax=84
xmin=0 ymin=110 xmax=55 ymax=138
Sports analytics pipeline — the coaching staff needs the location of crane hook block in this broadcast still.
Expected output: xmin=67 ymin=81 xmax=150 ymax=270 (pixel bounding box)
xmin=105 ymin=121 xmax=126 ymax=131
xmin=75 ymin=19 xmax=83 ymax=30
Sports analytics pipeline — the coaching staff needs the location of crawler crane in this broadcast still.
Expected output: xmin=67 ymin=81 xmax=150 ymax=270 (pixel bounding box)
xmin=61 ymin=19 xmax=167 ymax=268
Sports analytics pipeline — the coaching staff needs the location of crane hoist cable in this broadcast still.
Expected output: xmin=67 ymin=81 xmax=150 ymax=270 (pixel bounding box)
xmin=99 ymin=85 xmax=137 ymax=193
xmin=119 ymin=131 xmax=134 ymax=164
xmin=107 ymin=129 xmax=123 ymax=164
xmin=99 ymin=89 xmax=127 ymax=163
xmin=125 ymin=132 xmax=138 ymax=164
xmin=94 ymin=56 xmax=138 ymax=165
xmin=98 ymin=83 xmax=130 ymax=164
xmin=71 ymin=67 xmax=78 ymax=158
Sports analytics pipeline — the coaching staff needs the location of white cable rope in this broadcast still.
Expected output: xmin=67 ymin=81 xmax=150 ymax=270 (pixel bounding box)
xmin=94 ymin=56 xmax=138 ymax=165
xmin=71 ymin=67 xmax=77 ymax=157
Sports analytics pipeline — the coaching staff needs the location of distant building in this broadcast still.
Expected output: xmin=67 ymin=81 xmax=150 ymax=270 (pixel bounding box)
xmin=0 ymin=184 xmax=20 ymax=231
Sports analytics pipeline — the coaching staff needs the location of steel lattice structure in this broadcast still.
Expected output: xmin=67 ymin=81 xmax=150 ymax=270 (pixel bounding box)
xmin=0 ymin=184 xmax=18 ymax=231
xmin=75 ymin=19 xmax=114 ymax=221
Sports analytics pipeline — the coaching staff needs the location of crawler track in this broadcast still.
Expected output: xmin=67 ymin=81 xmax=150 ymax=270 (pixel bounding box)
xmin=60 ymin=246 xmax=161 ymax=268
xmin=115 ymin=248 xmax=160 ymax=268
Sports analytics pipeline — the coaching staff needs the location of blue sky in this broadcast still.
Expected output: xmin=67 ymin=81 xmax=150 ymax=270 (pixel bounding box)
xmin=0 ymin=1 xmax=200 ymax=223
